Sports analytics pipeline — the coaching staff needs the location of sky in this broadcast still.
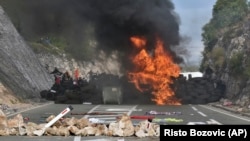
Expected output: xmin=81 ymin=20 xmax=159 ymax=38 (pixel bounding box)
xmin=172 ymin=0 xmax=217 ymax=65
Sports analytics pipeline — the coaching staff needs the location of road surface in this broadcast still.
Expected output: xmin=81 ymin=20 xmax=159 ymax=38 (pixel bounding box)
xmin=2 ymin=103 xmax=250 ymax=141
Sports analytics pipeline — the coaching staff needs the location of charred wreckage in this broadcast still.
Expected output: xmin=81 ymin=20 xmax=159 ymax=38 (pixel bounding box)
xmin=40 ymin=67 xmax=226 ymax=105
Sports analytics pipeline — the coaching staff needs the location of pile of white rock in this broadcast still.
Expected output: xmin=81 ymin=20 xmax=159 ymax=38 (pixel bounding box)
xmin=0 ymin=109 xmax=159 ymax=138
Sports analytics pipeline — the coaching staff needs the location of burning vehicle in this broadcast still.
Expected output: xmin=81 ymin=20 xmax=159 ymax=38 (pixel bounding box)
xmin=40 ymin=37 xmax=225 ymax=105
xmin=40 ymin=59 xmax=225 ymax=105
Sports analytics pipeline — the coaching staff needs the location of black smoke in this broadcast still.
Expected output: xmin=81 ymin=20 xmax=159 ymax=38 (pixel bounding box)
xmin=0 ymin=0 xmax=183 ymax=66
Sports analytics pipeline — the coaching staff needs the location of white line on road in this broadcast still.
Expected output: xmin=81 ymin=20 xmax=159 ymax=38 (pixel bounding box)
xmin=84 ymin=105 xmax=100 ymax=119
xmin=191 ymin=106 xmax=198 ymax=111
xmin=89 ymin=117 xmax=116 ymax=120
xmin=200 ymin=105 xmax=250 ymax=122
xmin=106 ymin=109 xmax=134 ymax=111
xmin=198 ymin=111 xmax=207 ymax=117
xmin=191 ymin=106 xmax=207 ymax=117
xmin=7 ymin=102 xmax=54 ymax=117
xmin=127 ymin=105 xmax=138 ymax=116
xmin=73 ymin=136 xmax=81 ymax=141
xmin=87 ymin=115 xmax=123 ymax=117
xmin=208 ymin=119 xmax=222 ymax=125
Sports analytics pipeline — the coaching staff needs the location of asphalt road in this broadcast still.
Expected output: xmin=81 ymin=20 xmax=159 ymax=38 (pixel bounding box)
xmin=2 ymin=103 xmax=250 ymax=141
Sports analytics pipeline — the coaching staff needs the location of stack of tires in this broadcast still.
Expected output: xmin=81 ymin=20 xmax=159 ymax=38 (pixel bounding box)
xmin=40 ymin=72 xmax=226 ymax=105
xmin=40 ymin=81 xmax=100 ymax=104
xmin=173 ymin=75 xmax=225 ymax=104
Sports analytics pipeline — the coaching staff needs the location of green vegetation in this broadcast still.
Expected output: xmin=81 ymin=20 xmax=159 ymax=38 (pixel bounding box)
xmin=228 ymin=52 xmax=250 ymax=78
xmin=0 ymin=0 xmax=97 ymax=62
xmin=28 ymin=42 xmax=63 ymax=55
xmin=212 ymin=0 xmax=248 ymax=28
xmin=228 ymin=52 xmax=244 ymax=76
xmin=202 ymin=0 xmax=248 ymax=51
xmin=244 ymin=65 xmax=250 ymax=77
xmin=27 ymin=24 xmax=97 ymax=61
xmin=64 ymin=24 xmax=96 ymax=61
xmin=200 ymin=0 xmax=249 ymax=73
xmin=243 ymin=57 xmax=250 ymax=77
xmin=210 ymin=47 xmax=225 ymax=69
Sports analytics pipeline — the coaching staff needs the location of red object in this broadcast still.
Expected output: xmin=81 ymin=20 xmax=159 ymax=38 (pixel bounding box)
xmin=23 ymin=117 xmax=29 ymax=122
xmin=74 ymin=68 xmax=79 ymax=80
xmin=55 ymin=77 xmax=61 ymax=85
xmin=130 ymin=115 xmax=155 ymax=120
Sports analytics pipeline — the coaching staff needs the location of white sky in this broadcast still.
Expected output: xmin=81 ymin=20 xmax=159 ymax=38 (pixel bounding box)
xmin=172 ymin=0 xmax=217 ymax=65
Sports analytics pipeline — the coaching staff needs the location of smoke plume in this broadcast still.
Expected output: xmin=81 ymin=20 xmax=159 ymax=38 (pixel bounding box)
xmin=0 ymin=0 xmax=183 ymax=69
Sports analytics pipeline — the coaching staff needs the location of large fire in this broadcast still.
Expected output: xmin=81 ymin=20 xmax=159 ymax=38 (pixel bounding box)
xmin=128 ymin=36 xmax=181 ymax=105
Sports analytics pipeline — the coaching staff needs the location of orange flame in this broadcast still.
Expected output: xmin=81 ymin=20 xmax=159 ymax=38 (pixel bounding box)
xmin=130 ymin=36 xmax=146 ymax=49
xmin=128 ymin=36 xmax=181 ymax=105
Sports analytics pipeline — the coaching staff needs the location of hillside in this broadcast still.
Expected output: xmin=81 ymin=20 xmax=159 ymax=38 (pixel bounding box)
xmin=200 ymin=0 xmax=250 ymax=108
xmin=0 ymin=5 xmax=53 ymax=103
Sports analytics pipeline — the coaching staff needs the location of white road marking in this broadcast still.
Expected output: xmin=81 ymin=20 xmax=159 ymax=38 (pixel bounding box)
xmin=207 ymin=119 xmax=222 ymax=125
xmin=191 ymin=106 xmax=198 ymax=111
xmin=133 ymin=109 xmax=142 ymax=111
xmin=197 ymin=111 xmax=207 ymax=117
xmin=91 ymin=117 xmax=116 ymax=120
xmin=187 ymin=122 xmax=206 ymax=125
xmin=127 ymin=105 xmax=138 ymax=115
xmin=105 ymin=109 xmax=129 ymax=112
xmin=88 ymin=115 xmax=123 ymax=117
xmin=200 ymin=105 xmax=250 ymax=122
xmin=84 ymin=105 xmax=137 ymax=123
xmin=83 ymin=139 xmax=115 ymax=141
xmin=73 ymin=136 xmax=81 ymax=141
xmin=191 ymin=105 xmax=207 ymax=117
xmin=7 ymin=102 xmax=54 ymax=117
xmin=84 ymin=105 xmax=100 ymax=119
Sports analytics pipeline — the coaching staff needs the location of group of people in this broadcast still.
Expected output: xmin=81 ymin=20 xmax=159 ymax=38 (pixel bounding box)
xmin=50 ymin=67 xmax=86 ymax=95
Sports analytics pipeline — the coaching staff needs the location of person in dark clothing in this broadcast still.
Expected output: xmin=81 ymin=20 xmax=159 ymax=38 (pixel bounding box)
xmin=204 ymin=66 xmax=214 ymax=79
xmin=50 ymin=67 xmax=63 ymax=75
xmin=49 ymin=67 xmax=64 ymax=98
xmin=50 ymin=67 xmax=63 ymax=83
xmin=61 ymin=71 xmax=73 ymax=90
xmin=62 ymin=71 xmax=72 ymax=82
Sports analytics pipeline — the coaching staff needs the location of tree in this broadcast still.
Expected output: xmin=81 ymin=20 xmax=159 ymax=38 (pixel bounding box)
xmin=202 ymin=0 xmax=248 ymax=48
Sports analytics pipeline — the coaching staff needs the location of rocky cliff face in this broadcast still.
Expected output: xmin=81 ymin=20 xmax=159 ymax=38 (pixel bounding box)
xmin=0 ymin=6 xmax=53 ymax=100
xmin=205 ymin=15 xmax=250 ymax=107
xmin=37 ymin=51 xmax=122 ymax=80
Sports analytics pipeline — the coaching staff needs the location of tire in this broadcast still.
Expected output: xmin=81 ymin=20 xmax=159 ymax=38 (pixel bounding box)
xmin=40 ymin=90 xmax=48 ymax=98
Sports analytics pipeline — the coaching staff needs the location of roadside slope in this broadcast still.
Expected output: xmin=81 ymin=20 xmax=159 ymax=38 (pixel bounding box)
xmin=0 ymin=5 xmax=53 ymax=100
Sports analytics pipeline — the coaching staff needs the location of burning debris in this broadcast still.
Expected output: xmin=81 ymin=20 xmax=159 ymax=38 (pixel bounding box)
xmin=40 ymin=66 xmax=225 ymax=105
xmin=128 ymin=36 xmax=181 ymax=105
xmin=0 ymin=108 xmax=160 ymax=137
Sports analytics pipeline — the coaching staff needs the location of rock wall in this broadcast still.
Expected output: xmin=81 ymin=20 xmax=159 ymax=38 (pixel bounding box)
xmin=205 ymin=16 xmax=250 ymax=107
xmin=0 ymin=6 xmax=53 ymax=100
xmin=37 ymin=51 xmax=123 ymax=81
